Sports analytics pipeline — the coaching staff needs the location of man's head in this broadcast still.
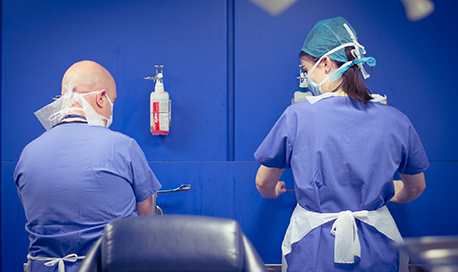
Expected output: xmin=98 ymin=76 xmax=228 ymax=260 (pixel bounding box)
xmin=61 ymin=60 xmax=117 ymax=125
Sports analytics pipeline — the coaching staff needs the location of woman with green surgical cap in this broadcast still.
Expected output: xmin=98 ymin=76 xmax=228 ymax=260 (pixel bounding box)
xmin=254 ymin=17 xmax=428 ymax=271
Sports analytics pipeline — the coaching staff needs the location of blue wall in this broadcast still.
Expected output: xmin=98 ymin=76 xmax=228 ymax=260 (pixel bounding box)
xmin=2 ymin=0 xmax=458 ymax=271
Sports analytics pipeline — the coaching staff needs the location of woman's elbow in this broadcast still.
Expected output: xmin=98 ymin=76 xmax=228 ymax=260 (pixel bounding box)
xmin=415 ymin=182 xmax=426 ymax=196
xmin=255 ymin=176 xmax=271 ymax=198
xmin=411 ymin=176 xmax=426 ymax=197
xmin=255 ymin=177 xmax=265 ymax=189
xmin=255 ymin=169 xmax=268 ymax=188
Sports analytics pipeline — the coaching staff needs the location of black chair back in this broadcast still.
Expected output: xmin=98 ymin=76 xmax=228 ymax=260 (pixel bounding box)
xmin=78 ymin=215 xmax=267 ymax=272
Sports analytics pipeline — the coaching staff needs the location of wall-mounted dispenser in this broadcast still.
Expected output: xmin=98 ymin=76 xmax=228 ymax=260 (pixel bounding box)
xmin=292 ymin=64 xmax=313 ymax=104
xmin=145 ymin=65 xmax=171 ymax=135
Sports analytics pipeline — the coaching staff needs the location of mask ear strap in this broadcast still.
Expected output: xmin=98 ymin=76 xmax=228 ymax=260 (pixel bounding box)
xmin=343 ymin=23 xmax=371 ymax=79
xmin=48 ymin=81 xmax=77 ymax=121
xmin=77 ymin=90 xmax=111 ymax=127
xmin=62 ymin=81 xmax=75 ymax=110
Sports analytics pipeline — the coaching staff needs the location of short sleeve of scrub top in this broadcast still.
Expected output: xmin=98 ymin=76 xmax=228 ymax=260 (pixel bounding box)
xmin=127 ymin=139 xmax=162 ymax=202
xmin=397 ymin=122 xmax=429 ymax=175
xmin=254 ymin=112 xmax=293 ymax=169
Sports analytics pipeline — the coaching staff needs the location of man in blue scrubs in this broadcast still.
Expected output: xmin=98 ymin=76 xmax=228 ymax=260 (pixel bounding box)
xmin=254 ymin=17 xmax=428 ymax=272
xmin=15 ymin=60 xmax=162 ymax=272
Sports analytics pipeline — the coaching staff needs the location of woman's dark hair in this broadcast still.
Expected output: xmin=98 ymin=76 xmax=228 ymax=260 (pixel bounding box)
xmin=299 ymin=47 xmax=372 ymax=103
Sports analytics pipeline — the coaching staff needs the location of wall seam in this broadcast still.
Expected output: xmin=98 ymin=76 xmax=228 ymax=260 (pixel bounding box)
xmin=227 ymin=0 xmax=235 ymax=162
xmin=0 ymin=0 xmax=3 ymax=266
xmin=0 ymin=0 xmax=3 ymax=270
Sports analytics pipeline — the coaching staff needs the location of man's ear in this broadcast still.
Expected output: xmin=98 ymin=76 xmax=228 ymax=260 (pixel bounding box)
xmin=95 ymin=90 xmax=107 ymax=108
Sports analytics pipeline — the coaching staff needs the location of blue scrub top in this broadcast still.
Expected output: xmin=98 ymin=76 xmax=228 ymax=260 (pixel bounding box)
xmin=14 ymin=123 xmax=162 ymax=272
xmin=255 ymin=96 xmax=429 ymax=271
xmin=255 ymin=96 xmax=429 ymax=213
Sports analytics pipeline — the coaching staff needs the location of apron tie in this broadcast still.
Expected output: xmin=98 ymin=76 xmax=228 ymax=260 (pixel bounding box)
xmin=331 ymin=210 xmax=366 ymax=263
xmin=281 ymin=204 xmax=408 ymax=272
xmin=27 ymin=253 xmax=85 ymax=272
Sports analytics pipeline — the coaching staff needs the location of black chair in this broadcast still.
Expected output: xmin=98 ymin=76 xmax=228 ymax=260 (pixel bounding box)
xmin=78 ymin=215 xmax=267 ymax=272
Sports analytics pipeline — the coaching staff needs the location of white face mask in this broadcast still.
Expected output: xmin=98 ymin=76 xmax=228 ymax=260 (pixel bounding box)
xmin=102 ymin=93 xmax=114 ymax=128
xmin=305 ymin=64 xmax=329 ymax=96
xmin=34 ymin=81 xmax=114 ymax=130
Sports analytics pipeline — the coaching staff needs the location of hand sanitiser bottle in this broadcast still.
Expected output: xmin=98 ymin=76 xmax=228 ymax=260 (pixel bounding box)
xmin=145 ymin=65 xmax=171 ymax=135
xmin=292 ymin=65 xmax=313 ymax=104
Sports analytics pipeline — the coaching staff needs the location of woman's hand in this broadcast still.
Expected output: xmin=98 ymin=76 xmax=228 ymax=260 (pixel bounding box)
xmin=273 ymin=181 xmax=287 ymax=198
xmin=391 ymin=173 xmax=426 ymax=203
xmin=255 ymin=165 xmax=285 ymax=199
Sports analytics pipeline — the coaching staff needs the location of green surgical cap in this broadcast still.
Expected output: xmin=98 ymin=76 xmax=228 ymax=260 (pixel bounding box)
xmin=301 ymin=17 xmax=360 ymax=63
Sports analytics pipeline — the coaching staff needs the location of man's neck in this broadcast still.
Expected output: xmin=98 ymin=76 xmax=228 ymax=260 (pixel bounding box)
xmin=60 ymin=111 xmax=87 ymax=123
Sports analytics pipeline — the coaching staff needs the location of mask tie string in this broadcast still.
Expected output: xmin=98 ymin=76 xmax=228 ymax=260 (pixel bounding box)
xmin=343 ymin=23 xmax=372 ymax=79
xmin=48 ymin=81 xmax=77 ymax=122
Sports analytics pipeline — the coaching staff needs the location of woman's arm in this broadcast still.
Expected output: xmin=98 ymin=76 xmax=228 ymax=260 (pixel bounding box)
xmin=391 ymin=172 xmax=426 ymax=203
xmin=255 ymin=165 xmax=286 ymax=199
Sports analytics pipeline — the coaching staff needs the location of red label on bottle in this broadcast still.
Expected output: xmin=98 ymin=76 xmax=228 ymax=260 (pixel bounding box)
xmin=152 ymin=112 xmax=160 ymax=130
xmin=153 ymin=102 xmax=160 ymax=112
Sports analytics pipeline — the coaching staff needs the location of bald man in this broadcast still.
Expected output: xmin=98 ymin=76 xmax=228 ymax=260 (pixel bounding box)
xmin=14 ymin=61 xmax=162 ymax=272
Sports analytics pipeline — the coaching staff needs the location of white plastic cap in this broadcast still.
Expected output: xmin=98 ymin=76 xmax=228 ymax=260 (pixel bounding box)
xmin=155 ymin=80 xmax=164 ymax=93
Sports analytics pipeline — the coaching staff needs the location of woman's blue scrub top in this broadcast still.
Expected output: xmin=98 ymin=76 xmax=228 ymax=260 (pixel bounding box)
xmin=255 ymin=96 xmax=429 ymax=271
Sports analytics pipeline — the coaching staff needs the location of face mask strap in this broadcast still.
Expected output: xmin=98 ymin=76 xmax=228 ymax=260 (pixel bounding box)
xmin=343 ymin=23 xmax=372 ymax=79
xmin=81 ymin=90 xmax=113 ymax=128
xmin=98 ymin=92 xmax=113 ymax=127
xmin=105 ymin=93 xmax=113 ymax=107
xmin=308 ymin=42 xmax=355 ymax=75
xmin=80 ymin=90 xmax=114 ymax=127
xmin=328 ymin=56 xmax=376 ymax=82
xmin=319 ymin=24 xmax=376 ymax=82
xmin=34 ymin=82 xmax=113 ymax=130
xmin=48 ymin=82 xmax=77 ymax=122
xmin=57 ymin=83 xmax=111 ymax=127
xmin=47 ymin=82 xmax=99 ymax=121
xmin=306 ymin=42 xmax=354 ymax=87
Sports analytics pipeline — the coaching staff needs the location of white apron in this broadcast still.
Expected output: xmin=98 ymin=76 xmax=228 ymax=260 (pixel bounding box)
xmin=24 ymin=253 xmax=85 ymax=272
xmin=281 ymin=204 xmax=408 ymax=272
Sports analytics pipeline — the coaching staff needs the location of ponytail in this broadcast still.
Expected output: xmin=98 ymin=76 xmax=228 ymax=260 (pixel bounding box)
xmin=336 ymin=47 xmax=372 ymax=103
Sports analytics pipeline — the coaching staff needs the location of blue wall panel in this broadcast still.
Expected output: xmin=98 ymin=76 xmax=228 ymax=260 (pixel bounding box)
xmin=150 ymin=162 xmax=234 ymax=217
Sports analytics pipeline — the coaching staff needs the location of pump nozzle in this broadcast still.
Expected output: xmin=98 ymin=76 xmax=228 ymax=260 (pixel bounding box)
xmin=155 ymin=76 xmax=164 ymax=93
xmin=144 ymin=65 xmax=164 ymax=82
xmin=144 ymin=65 xmax=165 ymax=93
xmin=154 ymin=65 xmax=164 ymax=93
